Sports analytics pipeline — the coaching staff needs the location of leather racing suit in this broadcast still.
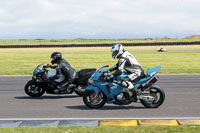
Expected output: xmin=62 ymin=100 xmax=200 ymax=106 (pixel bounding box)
xmin=56 ymin=59 xmax=77 ymax=90
xmin=109 ymin=51 xmax=144 ymax=88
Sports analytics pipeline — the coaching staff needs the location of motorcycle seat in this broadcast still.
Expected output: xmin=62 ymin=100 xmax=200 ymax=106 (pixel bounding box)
xmin=74 ymin=68 xmax=96 ymax=85
xmin=77 ymin=69 xmax=96 ymax=78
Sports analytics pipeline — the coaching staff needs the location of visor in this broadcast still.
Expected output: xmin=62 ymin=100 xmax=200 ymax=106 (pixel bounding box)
xmin=112 ymin=50 xmax=119 ymax=59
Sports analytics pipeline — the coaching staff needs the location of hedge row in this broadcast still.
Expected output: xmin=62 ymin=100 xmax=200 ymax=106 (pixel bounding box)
xmin=0 ymin=41 xmax=200 ymax=48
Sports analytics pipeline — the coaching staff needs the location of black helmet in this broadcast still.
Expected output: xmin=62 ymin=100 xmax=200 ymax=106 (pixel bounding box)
xmin=50 ymin=52 xmax=62 ymax=64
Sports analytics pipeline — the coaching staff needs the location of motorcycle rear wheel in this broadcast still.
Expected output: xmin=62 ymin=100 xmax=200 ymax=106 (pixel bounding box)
xmin=24 ymin=80 xmax=45 ymax=97
xmin=74 ymin=90 xmax=84 ymax=97
xmin=140 ymin=85 xmax=165 ymax=108
xmin=74 ymin=86 xmax=86 ymax=96
xmin=83 ymin=90 xmax=106 ymax=109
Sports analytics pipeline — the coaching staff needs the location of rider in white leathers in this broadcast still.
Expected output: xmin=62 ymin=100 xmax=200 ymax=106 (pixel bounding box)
xmin=106 ymin=44 xmax=144 ymax=90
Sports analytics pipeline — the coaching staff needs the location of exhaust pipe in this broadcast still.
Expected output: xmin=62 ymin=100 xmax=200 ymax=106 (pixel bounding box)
xmin=141 ymin=76 xmax=159 ymax=91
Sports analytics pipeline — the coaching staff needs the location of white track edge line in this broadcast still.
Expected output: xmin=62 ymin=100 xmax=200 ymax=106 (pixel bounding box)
xmin=0 ymin=117 xmax=200 ymax=121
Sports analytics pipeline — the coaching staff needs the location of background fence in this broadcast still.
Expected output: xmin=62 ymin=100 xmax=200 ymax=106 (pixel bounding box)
xmin=0 ymin=41 xmax=200 ymax=48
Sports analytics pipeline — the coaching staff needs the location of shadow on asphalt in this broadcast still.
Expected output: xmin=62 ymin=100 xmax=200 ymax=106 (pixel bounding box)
xmin=66 ymin=105 xmax=146 ymax=110
xmin=14 ymin=95 xmax=79 ymax=99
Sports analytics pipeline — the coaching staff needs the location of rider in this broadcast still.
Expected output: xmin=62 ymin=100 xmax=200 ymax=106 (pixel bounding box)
xmin=50 ymin=52 xmax=77 ymax=93
xmin=106 ymin=44 xmax=144 ymax=90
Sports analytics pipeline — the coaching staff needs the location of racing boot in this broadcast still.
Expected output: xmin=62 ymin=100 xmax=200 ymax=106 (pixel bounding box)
xmin=122 ymin=81 xmax=137 ymax=102
xmin=122 ymin=81 xmax=134 ymax=90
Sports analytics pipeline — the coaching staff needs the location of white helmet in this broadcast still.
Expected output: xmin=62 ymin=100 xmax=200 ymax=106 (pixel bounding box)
xmin=111 ymin=44 xmax=125 ymax=59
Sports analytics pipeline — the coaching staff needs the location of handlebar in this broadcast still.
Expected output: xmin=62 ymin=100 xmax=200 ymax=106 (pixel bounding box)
xmin=43 ymin=64 xmax=56 ymax=69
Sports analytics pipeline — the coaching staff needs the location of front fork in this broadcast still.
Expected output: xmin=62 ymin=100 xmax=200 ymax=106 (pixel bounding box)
xmin=94 ymin=93 xmax=99 ymax=99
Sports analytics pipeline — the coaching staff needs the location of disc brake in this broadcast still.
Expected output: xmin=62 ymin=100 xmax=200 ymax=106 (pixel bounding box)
xmin=89 ymin=93 xmax=101 ymax=104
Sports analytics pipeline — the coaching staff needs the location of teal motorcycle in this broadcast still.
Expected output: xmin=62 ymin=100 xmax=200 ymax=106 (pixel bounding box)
xmin=83 ymin=64 xmax=165 ymax=109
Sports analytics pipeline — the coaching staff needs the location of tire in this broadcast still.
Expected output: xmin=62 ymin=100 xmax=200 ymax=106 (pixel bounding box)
xmin=24 ymin=80 xmax=45 ymax=97
xmin=140 ymin=85 xmax=165 ymax=108
xmin=83 ymin=90 xmax=106 ymax=109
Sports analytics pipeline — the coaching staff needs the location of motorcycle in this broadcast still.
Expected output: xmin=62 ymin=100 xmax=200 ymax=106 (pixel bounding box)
xmin=24 ymin=64 xmax=96 ymax=97
xmin=83 ymin=64 xmax=165 ymax=109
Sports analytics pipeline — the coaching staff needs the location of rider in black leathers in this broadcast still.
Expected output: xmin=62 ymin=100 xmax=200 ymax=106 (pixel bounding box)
xmin=50 ymin=52 xmax=77 ymax=93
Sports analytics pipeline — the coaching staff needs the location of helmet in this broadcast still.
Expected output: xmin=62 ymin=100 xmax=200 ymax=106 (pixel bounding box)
xmin=111 ymin=44 xmax=125 ymax=59
xmin=50 ymin=52 xmax=62 ymax=64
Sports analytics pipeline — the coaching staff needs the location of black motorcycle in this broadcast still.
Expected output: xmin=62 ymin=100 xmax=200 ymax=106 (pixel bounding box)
xmin=24 ymin=64 xmax=96 ymax=97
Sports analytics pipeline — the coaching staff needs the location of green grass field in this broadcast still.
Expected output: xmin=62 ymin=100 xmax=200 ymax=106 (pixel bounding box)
xmin=0 ymin=45 xmax=200 ymax=75
xmin=0 ymin=39 xmax=200 ymax=45
xmin=0 ymin=125 xmax=200 ymax=133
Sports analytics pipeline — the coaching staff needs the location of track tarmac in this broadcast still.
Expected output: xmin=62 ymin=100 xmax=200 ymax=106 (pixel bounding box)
xmin=0 ymin=75 xmax=199 ymax=119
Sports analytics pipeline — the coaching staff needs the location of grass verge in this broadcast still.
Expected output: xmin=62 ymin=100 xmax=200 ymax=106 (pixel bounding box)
xmin=0 ymin=125 xmax=200 ymax=133
xmin=0 ymin=45 xmax=200 ymax=75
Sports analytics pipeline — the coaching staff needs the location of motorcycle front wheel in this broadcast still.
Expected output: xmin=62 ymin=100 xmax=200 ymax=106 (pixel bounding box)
xmin=83 ymin=90 xmax=106 ymax=109
xmin=24 ymin=80 xmax=45 ymax=97
xmin=140 ymin=85 xmax=165 ymax=108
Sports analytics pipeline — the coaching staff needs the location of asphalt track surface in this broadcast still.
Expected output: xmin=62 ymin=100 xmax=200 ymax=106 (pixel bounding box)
xmin=0 ymin=75 xmax=199 ymax=119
